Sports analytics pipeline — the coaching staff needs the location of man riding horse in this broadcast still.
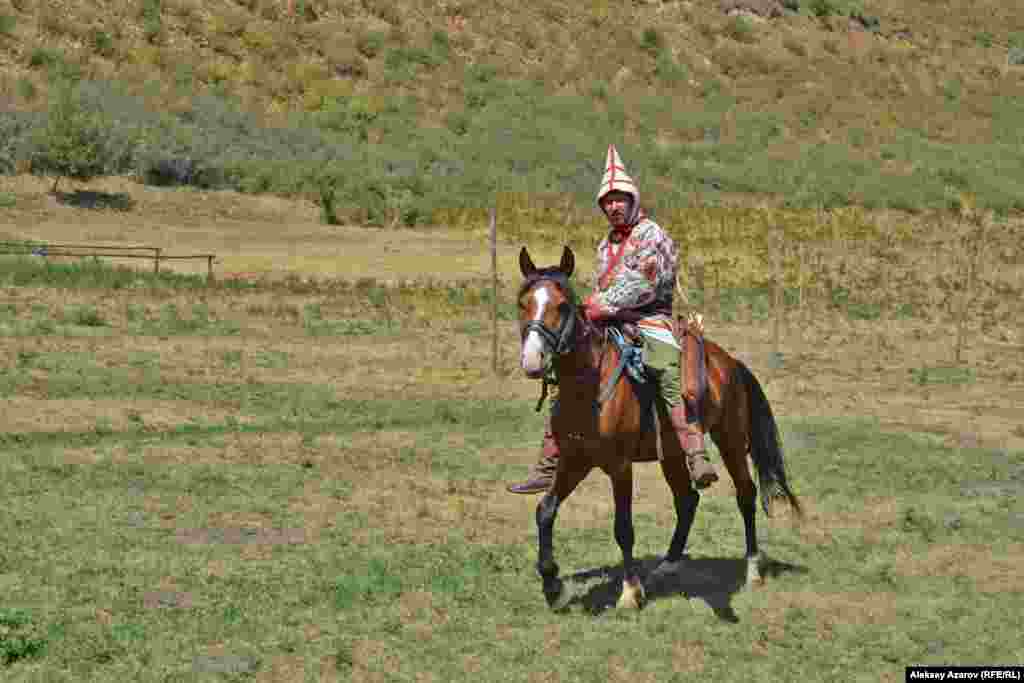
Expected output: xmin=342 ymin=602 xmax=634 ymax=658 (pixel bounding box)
xmin=508 ymin=144 xmax=719 ymax=495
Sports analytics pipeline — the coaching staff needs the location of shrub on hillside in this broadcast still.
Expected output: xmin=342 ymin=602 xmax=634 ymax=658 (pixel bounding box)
xmin=723 ymin=14 xmax=758 ymax=43
xmin=28 ymin=80 xmax=116 ymax=192
xmin=808 ymin=0 xmax=836 ymax=17
xmin=0 ymin=112 xmax=40 ymax=174
xmin=0 ymin=12 xmax=16 ymax=36
xmin=140 ymin=0 xmax=163 ymax=44
xmin=639 ymin=27 xmax=663 ymax=53
xmin=356 ymin=30 xmax=387 ymax=58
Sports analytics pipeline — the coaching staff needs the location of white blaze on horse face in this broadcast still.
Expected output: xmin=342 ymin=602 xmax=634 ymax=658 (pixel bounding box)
xmin=521 ymin=287 xmax=550 ymax=377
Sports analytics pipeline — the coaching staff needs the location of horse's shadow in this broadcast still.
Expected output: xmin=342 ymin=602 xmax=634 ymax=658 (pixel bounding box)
xmin=559 ymin=554 xmax=809 ymax=622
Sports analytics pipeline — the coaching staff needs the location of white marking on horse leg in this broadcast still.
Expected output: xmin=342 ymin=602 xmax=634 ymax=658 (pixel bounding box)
xmin=617 ymin=578 xmax=646 ymax=610
xmin=521 ymin=288 xmax=550 ymax=375
xmin=746 ymin=552 xmax=764 ymax=586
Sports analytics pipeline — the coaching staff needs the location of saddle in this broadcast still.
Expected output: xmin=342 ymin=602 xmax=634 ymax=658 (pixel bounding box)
xmin=607 ymin=313 xmax=710 ymax=463
xmin=606 ymin=314 xmax=708 ymax=410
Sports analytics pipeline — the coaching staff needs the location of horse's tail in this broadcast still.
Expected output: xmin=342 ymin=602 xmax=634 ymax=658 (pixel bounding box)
xmin=734 ymin=361 xmax=802 ymax=518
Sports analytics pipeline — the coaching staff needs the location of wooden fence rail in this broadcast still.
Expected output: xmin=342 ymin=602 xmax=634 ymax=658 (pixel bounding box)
xmin=0 ymin=241 xmax=217 ymax=278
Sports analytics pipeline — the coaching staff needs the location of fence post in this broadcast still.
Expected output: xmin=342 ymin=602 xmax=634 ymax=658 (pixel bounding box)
xmin=207 ymin=255 xmax=215 ymax=282
xmin=154 ymin=248 xmax=161 ymax=274
xmin=771 ymin=225 xmax=782 ymax=358
xmin=692 ymin=257 xmax=705 ymax=314
xmin=490 ymin=206 xmax=498 ymax=376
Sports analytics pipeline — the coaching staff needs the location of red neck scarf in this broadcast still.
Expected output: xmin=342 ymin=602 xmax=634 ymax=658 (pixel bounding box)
xmin=600 ymin=207 xmax=647 ymax=288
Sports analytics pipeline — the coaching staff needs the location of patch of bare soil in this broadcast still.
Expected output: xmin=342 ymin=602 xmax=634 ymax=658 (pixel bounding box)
xmin=2 ymin=175 xmax=565 ymax=282
xmin=893 ymin=542 xmax=1024 ymax=593
xmin=3 ymin=397 xmax=238 ymax=434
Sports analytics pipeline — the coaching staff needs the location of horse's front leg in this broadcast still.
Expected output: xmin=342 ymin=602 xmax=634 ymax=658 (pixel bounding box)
xmin=610 ymin=461 xmax=645 ymax=609
xmin=536 ymin=459 xmax=589 ymax=610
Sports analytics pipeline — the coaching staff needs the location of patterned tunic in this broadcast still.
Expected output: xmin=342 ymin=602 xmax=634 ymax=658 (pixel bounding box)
xmin=588 ymin=217 xmax=680 ymax=349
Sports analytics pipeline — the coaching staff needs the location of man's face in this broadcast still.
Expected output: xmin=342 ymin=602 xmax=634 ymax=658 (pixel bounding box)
xmin=600 ymin=191 xmax=632 ymax=229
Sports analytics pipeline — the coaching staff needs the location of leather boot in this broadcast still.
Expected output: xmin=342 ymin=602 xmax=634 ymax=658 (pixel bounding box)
xmin=669 ymin=404 xmax=718 ymax=489
xmin=507 ymin=417 xmax=559 ymax=494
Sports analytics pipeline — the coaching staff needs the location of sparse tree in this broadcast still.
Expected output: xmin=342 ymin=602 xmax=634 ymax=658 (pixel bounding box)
xmin=29 ymin=78 xmax=111 ymax=193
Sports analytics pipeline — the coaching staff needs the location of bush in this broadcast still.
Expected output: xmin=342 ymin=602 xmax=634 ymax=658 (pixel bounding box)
xmin=431 ymin=30 xmax=450 ymax=58
xmin=141 ymin=157 xmax=196 ymax=186
xmin=0 ymin=12 xmax=16 ymax=36
xmin=0 ymin=111 xmax=40 ymax=174
xmin=384 ymin=46 xmax=440 ymax=72
xmin=356 ymin=30 xmax=387 ymax=58
xmin=29 ymin=80 xmax=114 ymax=192
xmin=808 ymin=0 xmax=836 ymax=17
xmin=0 ymin=608 xmax=48 ymax=665
xmin=654 ymin=51 xmax=687 ymax=84
xmin=140 ymin=0 xmax=163 ymax=44
xmin=640 ymin=27 xmax=663 ymax=53
xmin=445 ymin=111 xmax=470 ymax=136
xmin=16 ymin=77 xmax=36 ymax=101
xmin=318 ymin=178 xmax=339 ymax=225
xmin=28 ymin=47 xmax=63 ymax=69
xmin=315 ymin=95 xmax=378 ymax=140
xmin=973 ymin=31 xmax=993 ymax=48
xmin=92 ymin=29 xmax=115 ymax=57
xmin=723 ymin=15 xmax=757 ymax=44
xmin=852 ymin=12 xmax=880 ymax=32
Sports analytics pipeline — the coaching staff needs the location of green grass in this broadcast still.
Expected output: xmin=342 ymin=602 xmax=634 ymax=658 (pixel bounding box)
xmin=0 ymin=256 xmax=221 ymax=291
xmin=1 ymin=409 xmax=1020 ymax=680
xmin=909 ymin=365 xmax=976 ymax=386
xmin=1 ymin=258 xmax=1021 ymax=679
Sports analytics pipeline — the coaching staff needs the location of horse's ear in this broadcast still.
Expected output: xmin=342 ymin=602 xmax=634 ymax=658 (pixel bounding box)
xmin=519 ymin=247 xmax=536 ymax=277
xmin=559 ymin=246 xmax=575 ymax=278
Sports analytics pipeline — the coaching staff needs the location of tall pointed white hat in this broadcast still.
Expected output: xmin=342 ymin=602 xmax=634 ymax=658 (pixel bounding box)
xmin=596 ymin=144 xmax=640 ymax=224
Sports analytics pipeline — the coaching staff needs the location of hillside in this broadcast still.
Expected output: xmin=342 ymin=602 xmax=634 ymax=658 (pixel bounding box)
xmin=1 ymin=0 xmax=1023 ymax=222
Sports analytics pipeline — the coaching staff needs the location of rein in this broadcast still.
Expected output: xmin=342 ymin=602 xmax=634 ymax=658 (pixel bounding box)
xmin=523 ymin=278 xmax=642 ymax=413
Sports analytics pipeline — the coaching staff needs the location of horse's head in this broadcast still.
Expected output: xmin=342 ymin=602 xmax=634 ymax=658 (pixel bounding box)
xmin=518 ymin=246 xmax=579 ymax=379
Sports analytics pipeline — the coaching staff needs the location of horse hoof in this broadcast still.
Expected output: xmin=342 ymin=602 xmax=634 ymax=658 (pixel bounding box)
xmin=617 ymin=579 xmax=646 ymax=610
xmin=544 ymin=579 xmax=571 ymax=610
xmin=746 ymin=556 xmax=764 ymax=586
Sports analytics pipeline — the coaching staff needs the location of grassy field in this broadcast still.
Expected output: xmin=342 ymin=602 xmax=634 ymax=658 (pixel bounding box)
xmin=1 ymin=0 xmax=1022 ymax=678
xmin=1 ymin=185 xmax=1022 ymax=681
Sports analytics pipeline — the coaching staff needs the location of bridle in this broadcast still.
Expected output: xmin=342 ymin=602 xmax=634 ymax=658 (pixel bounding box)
xmin=520 ymin=275 xmax=582 ymax=358
xmin=520 ymin=278 xmax=583 ymax=412
xmin=520 ymin=276 xmax=643 ymax=415
xmin=521 ymin=298 xmax=578 ymax=358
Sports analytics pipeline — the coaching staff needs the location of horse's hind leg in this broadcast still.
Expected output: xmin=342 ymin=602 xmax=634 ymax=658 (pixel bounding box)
xmin=714 ymin=412 xmax=763 ymax=585
xmin=536 ymin=461 xmax=589 ymax=610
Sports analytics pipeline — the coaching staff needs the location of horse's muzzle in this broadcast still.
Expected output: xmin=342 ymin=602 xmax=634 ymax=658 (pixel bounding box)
xmin=521 ymin=349 xmax=547 ymax=379
xmin=523 ymin=366 xmax=545 ymax=380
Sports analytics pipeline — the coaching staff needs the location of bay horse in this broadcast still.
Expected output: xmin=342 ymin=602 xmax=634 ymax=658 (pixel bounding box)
xmin=517 ymin=245 xmax=801 ymax=610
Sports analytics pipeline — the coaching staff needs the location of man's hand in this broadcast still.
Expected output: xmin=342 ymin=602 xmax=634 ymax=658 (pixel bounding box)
xmin=583 ymin=296 xmax=609 ymax=323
